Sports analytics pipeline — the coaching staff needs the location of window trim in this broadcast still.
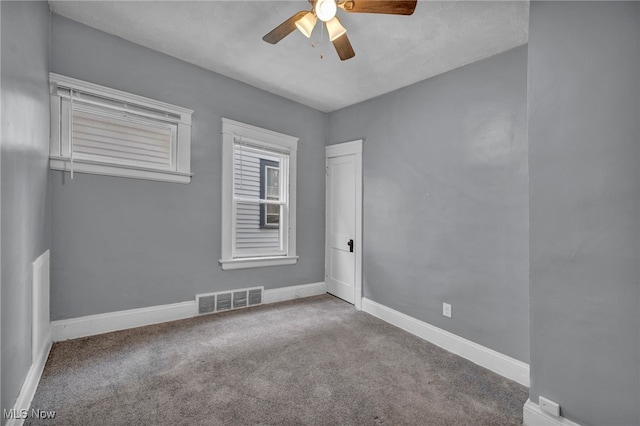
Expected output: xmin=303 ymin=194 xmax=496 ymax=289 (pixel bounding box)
xmin=49 ymin=73 xmax=193 ymax=184
xmin=220 ymin=118 xmax=298 ymax=270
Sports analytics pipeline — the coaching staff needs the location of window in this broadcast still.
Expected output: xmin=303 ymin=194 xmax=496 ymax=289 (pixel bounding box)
xmin=49 ymin=73 xmax=193 ymax=184
xmin=259 ymin=159 xmax=280 ymax=229
xmin=220 ymin=118 xmax=298 ymax=270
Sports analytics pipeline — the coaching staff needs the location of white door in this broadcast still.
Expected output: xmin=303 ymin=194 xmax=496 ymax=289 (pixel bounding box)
xmin=326 ymin=140 xmax=362 ymax=307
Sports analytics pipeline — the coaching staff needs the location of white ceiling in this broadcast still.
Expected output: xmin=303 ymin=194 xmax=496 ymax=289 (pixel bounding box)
xmin=48 ymin=1 xmax=529 ymax=113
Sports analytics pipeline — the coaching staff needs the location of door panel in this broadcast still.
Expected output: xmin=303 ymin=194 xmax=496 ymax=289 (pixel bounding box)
xmin=326 ymin=154 xmax=356 ymax=304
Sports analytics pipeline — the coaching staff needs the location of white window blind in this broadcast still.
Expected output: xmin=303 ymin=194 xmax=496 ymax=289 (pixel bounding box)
xmin=49 ymin=74 xmax=193 ymax=183
xmin=72 ymin=105 xmax=176 ymax=170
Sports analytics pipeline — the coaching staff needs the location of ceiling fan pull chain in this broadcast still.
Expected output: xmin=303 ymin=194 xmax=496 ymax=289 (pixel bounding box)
xmin=320 ymin=21 xmax=325 ymax=59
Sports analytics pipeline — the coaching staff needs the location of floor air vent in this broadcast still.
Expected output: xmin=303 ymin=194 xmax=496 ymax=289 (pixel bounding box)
xmin=196 ymin=286 xmax=263 ymax=315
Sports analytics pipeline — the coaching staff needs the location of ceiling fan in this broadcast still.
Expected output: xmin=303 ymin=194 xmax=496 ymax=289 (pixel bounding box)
xmin=263 ymin=0 xmax=418 ymax=61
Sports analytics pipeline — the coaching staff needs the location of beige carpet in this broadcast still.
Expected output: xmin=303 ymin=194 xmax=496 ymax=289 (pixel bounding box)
xmin=27 ymin=294 xmax=527 ymax=425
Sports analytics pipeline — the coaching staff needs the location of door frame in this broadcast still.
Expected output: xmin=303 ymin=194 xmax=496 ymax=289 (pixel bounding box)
xmin=325 ymin=139 xmax=363 ymax=310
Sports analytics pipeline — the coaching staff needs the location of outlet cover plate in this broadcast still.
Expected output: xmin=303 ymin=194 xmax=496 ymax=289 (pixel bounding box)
xmin=443 ymin=302 xmax=452 ymax=318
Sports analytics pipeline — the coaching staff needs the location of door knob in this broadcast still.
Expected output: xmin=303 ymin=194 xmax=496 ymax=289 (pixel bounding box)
xmin=347 ymin=239 xmax=354 ymax=253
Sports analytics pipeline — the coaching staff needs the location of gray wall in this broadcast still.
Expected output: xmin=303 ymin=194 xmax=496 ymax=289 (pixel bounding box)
xmin=328 ymin=46 xmax=529 ymax=363
xmin=528 ymin=2 xmax=640 ymax=425
xmin=0 ymin=1 xmax=51 ymax=419
xmin=49 ymin=15 xmax=327 ymax=320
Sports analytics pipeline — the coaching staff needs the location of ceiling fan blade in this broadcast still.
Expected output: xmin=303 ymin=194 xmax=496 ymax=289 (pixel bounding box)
xmin=263 ymin=11 xmax=309 ymax=44
xmin=332 ymin=33 xmax=355 ymax=61
xmin=339 ymin=0 xmax=417 ymax=15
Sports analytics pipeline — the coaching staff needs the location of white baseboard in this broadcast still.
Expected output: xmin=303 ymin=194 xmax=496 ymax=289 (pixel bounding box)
xmin=32 ymin=250 xmax=50 ymax=363
xmin=263 ymin=281 xmax=327 ymax=304
xmin=6 ymin=341 xmax=53 ymax=426
xmin=52 ymin=282 xmax=327 ymax=342
xmin=51 ymin=300 xmax=197 ymax=342
xmin=361 ymin=297 xmax=530 ymax=387
xmin=523 ymin=399 xmax=581 ymax=426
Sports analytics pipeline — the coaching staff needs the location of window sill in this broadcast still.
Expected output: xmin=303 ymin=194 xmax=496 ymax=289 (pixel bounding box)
xmin=219 ymin=256 xmax=298 ymax=270
xmin=50 ymin=157 xmax=192 ymax=184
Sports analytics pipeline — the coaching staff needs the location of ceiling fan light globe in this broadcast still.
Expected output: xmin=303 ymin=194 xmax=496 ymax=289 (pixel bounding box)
xmin=326 ymin=17 xmax=347 ymax=42
xmin=295 ymin=12 xmax=317 ymax=38
xmin=315 ymin=0 xmax=337 ymax=22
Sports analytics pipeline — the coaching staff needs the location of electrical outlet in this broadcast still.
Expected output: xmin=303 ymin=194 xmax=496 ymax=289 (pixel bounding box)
xmin=442 ymin=302 xmax=452 ymax=318
xmin=539 ymin=396 xmax=560 ymax=417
